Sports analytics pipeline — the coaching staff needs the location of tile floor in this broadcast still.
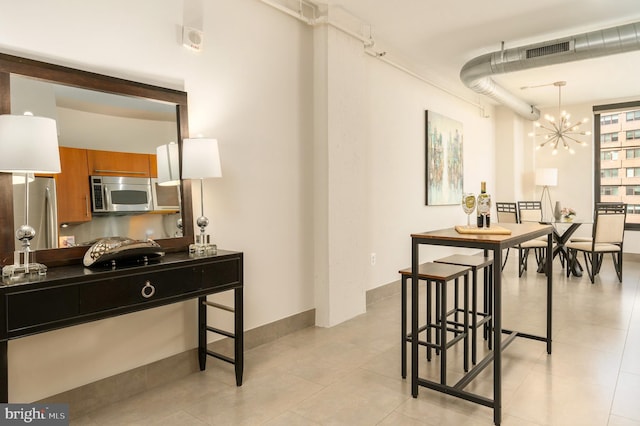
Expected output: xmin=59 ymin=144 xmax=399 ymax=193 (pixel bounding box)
xmin=74 ymin=253 xmax=640 ymax=425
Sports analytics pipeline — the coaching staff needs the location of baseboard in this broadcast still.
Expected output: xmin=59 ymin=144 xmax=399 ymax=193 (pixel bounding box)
xmin=366 ymin=279 xmax=400 ymax=306
xmin=38 ymin=308 xmax=315 ymax=419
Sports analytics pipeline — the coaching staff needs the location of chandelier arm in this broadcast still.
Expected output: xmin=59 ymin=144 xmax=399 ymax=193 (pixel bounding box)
xmin=562 ymin=134 xmax=588 ymax=145
xmin=542 ymin=134 xmax=560 ymax=148
xmin=561 ymin=138 xmax=569 ymax=148
xmin=535 ymin=123 xmax=557 ymax=133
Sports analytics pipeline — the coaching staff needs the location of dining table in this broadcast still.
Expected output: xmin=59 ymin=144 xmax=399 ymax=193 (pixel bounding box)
xmin=543 ymin=219 xmax=590 ymax=277
xmin=410 ymin=222 xmax=553 ymax=426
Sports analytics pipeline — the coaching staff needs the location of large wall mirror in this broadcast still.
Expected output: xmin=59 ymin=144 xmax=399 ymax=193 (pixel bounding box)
xmin=0 ymin=52 xmax=193 ymax=267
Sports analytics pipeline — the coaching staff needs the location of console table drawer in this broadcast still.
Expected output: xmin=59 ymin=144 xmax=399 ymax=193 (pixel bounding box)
xmin=78 ymin=267 xmax=198 ymax=314
xmin=6 ymin=286 xmax=79 ymax=331
xmin=201 ymin=259 xmax=241 ymax=289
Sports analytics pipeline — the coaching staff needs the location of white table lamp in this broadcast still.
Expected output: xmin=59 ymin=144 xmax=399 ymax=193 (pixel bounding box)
xmin=535 ymin=168 xmax=558 ymax=220
xmin=0 ymin=114 xmax=61 ymax=279
xmin=181 ymin=137 xmax=222 ymax=255
xmin=156 ymin=141 xmax=183 ymax=236
xmin=156 ymin=141 xmax=181 ymax=186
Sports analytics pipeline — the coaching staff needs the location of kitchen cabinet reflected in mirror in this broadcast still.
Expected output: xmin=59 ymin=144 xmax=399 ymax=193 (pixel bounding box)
xmin=10 ymin=75 xmax=182 ymax=250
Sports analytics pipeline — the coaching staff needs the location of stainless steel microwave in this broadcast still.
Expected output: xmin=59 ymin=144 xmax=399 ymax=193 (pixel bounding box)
xmin=90 ymin=176 xmax=153 ymax=213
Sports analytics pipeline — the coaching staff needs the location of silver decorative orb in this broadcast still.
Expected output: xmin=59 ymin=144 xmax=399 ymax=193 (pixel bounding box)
xmin=16 ymin=225 xmax=36 ymax=241
xmin=196 ymin=216 xmax=209 ymax=231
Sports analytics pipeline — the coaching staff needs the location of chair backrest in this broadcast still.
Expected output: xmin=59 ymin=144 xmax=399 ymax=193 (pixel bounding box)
xmin=596 ymin=202 xmax=626 ymax=214
xmin=495 ymin=202 xmax=518 ymax=223
xmin=517 ymin=201 xmax=542 ymax=223
xmin=593 ymin=203 xmax=627 ymax=245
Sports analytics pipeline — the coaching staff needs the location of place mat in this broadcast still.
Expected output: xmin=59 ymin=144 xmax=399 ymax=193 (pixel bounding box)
xmin=454 ymin=225 xmax=512 ymax=235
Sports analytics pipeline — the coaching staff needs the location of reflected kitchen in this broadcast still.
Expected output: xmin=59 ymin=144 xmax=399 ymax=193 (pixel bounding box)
xmin=10 ymin=75 xmax=182 ymax=250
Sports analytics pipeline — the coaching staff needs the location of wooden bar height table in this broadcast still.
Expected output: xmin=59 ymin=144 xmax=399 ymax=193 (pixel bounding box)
xmin=410 ymin=222 xmax=553 ymax=426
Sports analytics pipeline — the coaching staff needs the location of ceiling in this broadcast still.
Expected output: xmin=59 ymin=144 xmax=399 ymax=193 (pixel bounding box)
xmin=321 ymin=0 xmax=640 ymax=113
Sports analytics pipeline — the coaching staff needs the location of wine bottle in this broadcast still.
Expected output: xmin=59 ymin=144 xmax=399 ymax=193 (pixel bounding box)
xmin=477 ymin=181 xmax=492 ymax=228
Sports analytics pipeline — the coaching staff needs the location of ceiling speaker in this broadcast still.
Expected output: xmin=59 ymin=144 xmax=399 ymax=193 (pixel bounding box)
xmin=182 ymin=26 xmax=203 ymax=52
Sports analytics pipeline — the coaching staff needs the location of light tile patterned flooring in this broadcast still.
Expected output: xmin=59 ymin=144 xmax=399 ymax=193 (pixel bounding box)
xmin=74 ymin=253 xmax=640 ymax=425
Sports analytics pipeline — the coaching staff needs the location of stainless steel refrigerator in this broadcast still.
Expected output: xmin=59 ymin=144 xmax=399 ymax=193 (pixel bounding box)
xmin=12 ymin=176 xmax=58 ymax=250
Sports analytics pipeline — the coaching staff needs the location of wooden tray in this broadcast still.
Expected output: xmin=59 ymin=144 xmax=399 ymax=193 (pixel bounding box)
xmin=454 ymin=225 xmax=512 ymax=235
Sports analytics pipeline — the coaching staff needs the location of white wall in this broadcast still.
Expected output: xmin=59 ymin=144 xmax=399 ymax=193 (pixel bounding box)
xmin=366 ymin=58 xmax=495 ymax=290
xmin=0 ymin=0 xmax=497 ymax=401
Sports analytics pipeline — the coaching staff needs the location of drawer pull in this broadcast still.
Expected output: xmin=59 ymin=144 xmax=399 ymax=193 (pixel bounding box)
xmin=141 ymin=281 xmax=156 ymax=298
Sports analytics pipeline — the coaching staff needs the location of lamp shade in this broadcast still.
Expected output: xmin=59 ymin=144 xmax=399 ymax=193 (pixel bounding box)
xmin=535 ymin=168 xmax=558 ymax=187
xmin=0 ymin=114 xmax=61 ymax=174
xmin=156 ymin=142 xmax=180 ymax=186
xmin=181 ymin=138 xmax=222 ymax=179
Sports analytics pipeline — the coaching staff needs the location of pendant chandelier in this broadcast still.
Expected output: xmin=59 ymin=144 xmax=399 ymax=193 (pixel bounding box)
xmin=530 ymin=81 xmax=591 ymax=155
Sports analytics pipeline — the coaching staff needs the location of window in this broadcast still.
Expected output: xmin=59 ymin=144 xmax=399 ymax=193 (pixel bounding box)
xmin=594 ymin=101 xmax=640 ymax=229
xmin=626 ymin=186 xmax=640 ymax=196
xmin=601 ymin=132 xmax=619 ymax=143
xmin=626 ymin=110 xmax=640 ymax=121
xmin=626 ymin=130 xmax=640 ymax=140
xmin=627 ymin=167 xmax=640 ymax=177
xmin=627 ymin=148 xmax=640 ymax=159
xmin=600 ymin=114 xmax=619 ymax=125
xmin=628 ymin=204 xmax=640 ymax=214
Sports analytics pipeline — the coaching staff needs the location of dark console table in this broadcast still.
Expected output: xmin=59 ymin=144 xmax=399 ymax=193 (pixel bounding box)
xmin=0 ymin=250 xmax=244 ymax=402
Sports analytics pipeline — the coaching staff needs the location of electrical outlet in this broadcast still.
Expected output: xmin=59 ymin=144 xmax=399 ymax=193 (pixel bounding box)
xmin=370 ymin=253 xmax=376 ymax=265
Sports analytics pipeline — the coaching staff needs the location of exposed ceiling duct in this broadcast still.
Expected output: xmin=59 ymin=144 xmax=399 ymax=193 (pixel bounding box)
xmin=460 ymin=21 xmax=640 ymax=121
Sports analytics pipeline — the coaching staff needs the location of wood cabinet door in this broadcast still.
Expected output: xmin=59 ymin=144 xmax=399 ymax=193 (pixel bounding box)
xmin=87 ymin=150 xmax=151 ymax=177
xmin=149 ymin=154 xmax=158 ymax=178
xmin=56 ymin=147 xmax=92 ymax=224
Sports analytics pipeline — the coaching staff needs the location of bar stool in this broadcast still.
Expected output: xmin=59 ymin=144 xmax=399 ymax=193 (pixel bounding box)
xmin=399 ymin=262 xmax=471 ymax=384
xmin=434 ymin=254 xmax=493 ymax=365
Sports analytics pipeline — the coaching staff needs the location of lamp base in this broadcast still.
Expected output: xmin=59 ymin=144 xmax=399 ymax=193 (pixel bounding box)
xmin=189 ymin=234 xmax=217 ymax=256
xmin=2 ymin=249 xmax=48 ymax=281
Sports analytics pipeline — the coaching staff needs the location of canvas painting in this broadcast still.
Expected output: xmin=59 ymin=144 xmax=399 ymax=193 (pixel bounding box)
xmin=425 ymin=110 xmax=463 ymax=205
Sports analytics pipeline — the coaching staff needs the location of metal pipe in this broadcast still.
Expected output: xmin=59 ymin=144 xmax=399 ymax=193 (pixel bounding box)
xmin=461 ymin=21 xmax=640 ymax=120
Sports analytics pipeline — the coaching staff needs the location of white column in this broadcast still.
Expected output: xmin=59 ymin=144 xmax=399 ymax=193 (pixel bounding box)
xmin=494 ymin=106 xmax=532 ymax=202
xmin=313 ymin=24 xmax=369 ymax=327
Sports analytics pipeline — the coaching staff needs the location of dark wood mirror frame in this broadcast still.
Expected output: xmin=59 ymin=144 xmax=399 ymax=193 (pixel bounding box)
xmin=0 ymin=52 xmax=194 ymax=267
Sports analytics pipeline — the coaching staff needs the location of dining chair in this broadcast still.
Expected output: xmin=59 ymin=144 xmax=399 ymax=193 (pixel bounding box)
xmin=495 ymin=202 xmax=518 ymax=270
xmin=516 ymin=201 xmax=550 ymax=276
xmin=570 ymin=202 xmax=626 ymax=243
xmin=517 ymin=201 xmax=543 ymax=223
xmin=565 ymin=203 xmax=626 ymax=283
